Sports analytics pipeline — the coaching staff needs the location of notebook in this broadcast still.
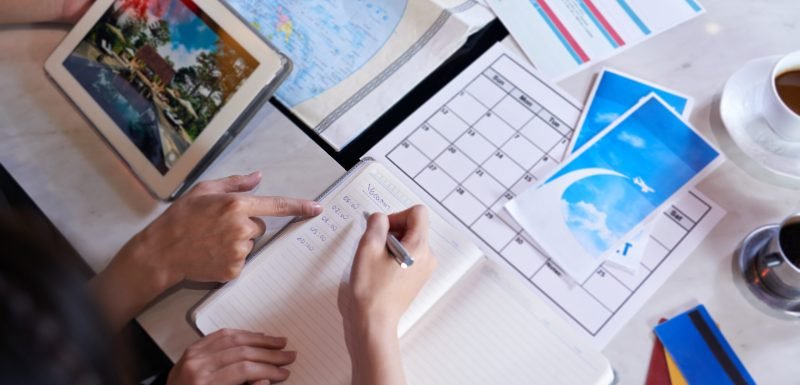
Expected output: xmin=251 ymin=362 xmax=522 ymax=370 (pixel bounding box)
xmin=191 ymin=159 xmax=615 ymax=385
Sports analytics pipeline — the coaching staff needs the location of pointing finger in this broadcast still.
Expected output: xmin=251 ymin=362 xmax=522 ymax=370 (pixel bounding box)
xmin=242 ymin=196 xmax=323 ymax=218
xmin=190 ymin=172 xmax=262 ymax=196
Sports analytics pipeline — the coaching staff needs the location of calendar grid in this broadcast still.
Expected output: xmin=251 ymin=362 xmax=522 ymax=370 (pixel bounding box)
xmin=592 ymin=192 xmax=712 ymax=333
xmin=384 ymin=53 xmax=716 ymax=336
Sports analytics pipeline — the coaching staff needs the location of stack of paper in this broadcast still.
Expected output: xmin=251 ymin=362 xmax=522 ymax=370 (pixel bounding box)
xmin=506 ymin=69 xmax=722 ymax=283
xmin=572 ymin=69 xmax=695 ymax=273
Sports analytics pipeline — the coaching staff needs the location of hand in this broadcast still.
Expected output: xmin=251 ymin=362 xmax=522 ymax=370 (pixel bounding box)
xmin=167 ymin=329 xmax=296 ymax=385
xmin=120 ymin=171 xmax=323 ymax=287
xmin=0 ymin=0 xmax=92 ymax=24
xmin=59 ymin=0 xmax=94 ymax=22
xmin=349 ymin=205 xmax=437 ymax=332
xmin=90 ymin=172 xmax=322 ymax=330
xmin=341 ymin=205 xmax=436 ymax=385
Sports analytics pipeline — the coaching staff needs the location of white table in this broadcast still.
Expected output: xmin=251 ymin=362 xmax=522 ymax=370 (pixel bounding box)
xmin=1 ymin=1 xmax=800 ymax=383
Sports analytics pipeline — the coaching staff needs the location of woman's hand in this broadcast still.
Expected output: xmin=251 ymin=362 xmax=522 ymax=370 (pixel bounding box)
xmin=349 ymin=206 xmax=437 ymax=331
xmin=0 ymin=0 xmax=93 ymax=25
xmin=90 ymin=172 xmax=322 ymax=330
xmin=59 ymin=0 xmax=94 ymax=23
xmin=167 ymin=329 xmax=296 ymax=385
xmin=119 ymin=172 xmax=322 ymax=287
xmin=343 ymin=205 xmax=437 ymax=385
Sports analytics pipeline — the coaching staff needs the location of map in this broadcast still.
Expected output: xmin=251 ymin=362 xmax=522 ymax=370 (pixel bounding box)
xmin=226 ymin=0 xmax=408 ymax=107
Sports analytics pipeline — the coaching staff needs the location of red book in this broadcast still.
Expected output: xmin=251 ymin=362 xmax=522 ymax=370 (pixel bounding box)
xmin=646 ymin=320 xmax=670 ymax=385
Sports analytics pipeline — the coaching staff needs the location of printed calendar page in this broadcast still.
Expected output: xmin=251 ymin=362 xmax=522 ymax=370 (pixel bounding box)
xmin=367 ymin=43 xmax=725 ymax=346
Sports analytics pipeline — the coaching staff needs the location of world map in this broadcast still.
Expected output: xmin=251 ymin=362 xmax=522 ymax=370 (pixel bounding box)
xmin=226 ymin=0 xmax=408 ymax=107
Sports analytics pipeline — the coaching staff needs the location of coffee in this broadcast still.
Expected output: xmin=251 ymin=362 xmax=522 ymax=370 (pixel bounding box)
xmin=775 ymin=70 xmax=800 ymax=116
xmin=779 ymin=222 xmax=800 ymax=268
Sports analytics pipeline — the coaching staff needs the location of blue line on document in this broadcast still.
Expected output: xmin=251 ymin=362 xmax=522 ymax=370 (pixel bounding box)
xmin=530 ymin=0 xmax=583 ymax=64
xmin=578 ymin=1 xmax=619 ymax=48
xmin=615 ymin=0 xmax=650 ymax=35
xmin=684 ymin=0 xmax=702 ymax=12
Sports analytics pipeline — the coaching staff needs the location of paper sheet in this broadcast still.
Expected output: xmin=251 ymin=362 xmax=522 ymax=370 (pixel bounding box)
xmin=487 ymin=0 xmax=704 ymax=79
xmin=570 ymin=69 xmax=695 ymax=273
xmin=403 ymin=260 xmax=614 ymax=385
xmin=193 ymin=162 xmax=484 ymax=384
xmin=506 ymin=95 xmax=722 ymax=283
xmin=366 ymin=43 xmax=726 ymax=346
xmin=226 ymin=0 xmax=495 ymax=150
xmin=569 ymin=68 xmax=694 ymax=154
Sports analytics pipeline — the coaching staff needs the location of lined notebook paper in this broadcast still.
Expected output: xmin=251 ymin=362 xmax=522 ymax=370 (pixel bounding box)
xmin=402 ymin=261 xmax=615 ymax=385
xmin=192 ymin=161 xmax=485 ymax=385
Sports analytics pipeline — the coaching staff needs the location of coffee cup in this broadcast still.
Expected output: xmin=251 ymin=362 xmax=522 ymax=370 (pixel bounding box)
xmin=754 ymin=213 xmax=800 ymax=300
xmin=763 ymin=51 xmax=800 ymax=142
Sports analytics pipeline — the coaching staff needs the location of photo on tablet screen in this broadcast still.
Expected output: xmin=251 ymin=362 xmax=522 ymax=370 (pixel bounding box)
xmin=63 ymin=0 xmax=258 ymax=174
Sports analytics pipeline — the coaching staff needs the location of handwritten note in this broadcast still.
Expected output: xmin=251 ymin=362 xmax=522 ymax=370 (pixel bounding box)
xmin=193 ymin=162 xmax=484 ymax=385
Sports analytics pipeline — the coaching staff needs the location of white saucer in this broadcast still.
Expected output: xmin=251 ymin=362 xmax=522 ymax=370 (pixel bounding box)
xmin=720 ymin=55 xmax=800 ymax=179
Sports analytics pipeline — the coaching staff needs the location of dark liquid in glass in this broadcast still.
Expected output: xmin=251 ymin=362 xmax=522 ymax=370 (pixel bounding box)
xmin=779 ymin=222 xmax=800 ymax=268
xmin=776 ymin=70 xmax=800 ymax=116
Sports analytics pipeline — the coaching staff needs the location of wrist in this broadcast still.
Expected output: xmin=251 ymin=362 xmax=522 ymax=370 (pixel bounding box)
xmin=88 ymin=231 xmax=180 ymax=329
xmin=353 ymin=305 xmax=399 ymax=339
xmin=115 ymin=231 xmax=182 ymax=294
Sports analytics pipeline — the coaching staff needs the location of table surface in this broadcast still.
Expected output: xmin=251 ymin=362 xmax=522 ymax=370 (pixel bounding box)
xmin=2 ymin=1 xmax=800 ymax=383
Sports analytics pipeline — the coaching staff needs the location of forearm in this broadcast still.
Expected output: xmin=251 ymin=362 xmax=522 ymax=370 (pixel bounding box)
xmin=88 ymin=234 xmax=178 ymax=331
xmin=0 ymin=0 xmax=65 ymax=25
xmin=351 ymin=317 xmax=407 ymax=385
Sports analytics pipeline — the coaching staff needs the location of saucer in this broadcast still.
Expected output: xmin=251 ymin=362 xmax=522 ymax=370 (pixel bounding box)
xmin=735 ymin=224 xmax=800 ymax=319
xmin=720 ymin=56 xmax=800 ymax=179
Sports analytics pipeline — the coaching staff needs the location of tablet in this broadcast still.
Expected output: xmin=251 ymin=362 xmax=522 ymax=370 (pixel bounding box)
xmin=45 ymin=0 xmax=291 ymax=200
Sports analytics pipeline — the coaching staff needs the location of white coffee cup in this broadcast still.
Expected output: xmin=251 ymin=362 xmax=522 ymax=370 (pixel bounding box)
xmin=763 ymin=51 xmax=800 ymax=142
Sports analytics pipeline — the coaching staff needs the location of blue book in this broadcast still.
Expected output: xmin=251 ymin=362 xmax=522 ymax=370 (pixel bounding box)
xmin=655 ymin=305 xmax=756 ymax=385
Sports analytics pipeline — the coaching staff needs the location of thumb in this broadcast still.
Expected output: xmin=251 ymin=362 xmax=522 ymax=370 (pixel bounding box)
xmin=357 ymin=213 xmax=390 ymax=258
xmin=189 ymin=172 xmax=262 ymax=196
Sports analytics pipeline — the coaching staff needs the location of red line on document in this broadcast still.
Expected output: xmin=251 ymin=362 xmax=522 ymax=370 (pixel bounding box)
xmin=537 ymin=0 xmax=591 ymax=62
xmin=583 ymin=0 xmax=626 ymax=46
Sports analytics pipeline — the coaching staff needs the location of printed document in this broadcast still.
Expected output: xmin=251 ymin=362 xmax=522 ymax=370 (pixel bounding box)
xmin=366 ymin=43 xmax=726 ymax=346
xmin=487 ymin=0 xmax=704 ymax=79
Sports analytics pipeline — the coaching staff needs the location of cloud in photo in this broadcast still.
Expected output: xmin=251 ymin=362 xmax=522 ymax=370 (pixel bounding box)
xmin=563 ymin=199 xmax=616 ymax=255
xmin=594 ymin=112 xmax=619 ymax=124
xmin=158 ymin=44 xmax=209 ymax=71
xmin=618 ymin=131 xmax=646 ymax=148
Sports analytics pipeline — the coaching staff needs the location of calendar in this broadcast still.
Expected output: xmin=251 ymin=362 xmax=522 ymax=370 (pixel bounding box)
xmin=367 ymin=44 xmax=725 ymax=346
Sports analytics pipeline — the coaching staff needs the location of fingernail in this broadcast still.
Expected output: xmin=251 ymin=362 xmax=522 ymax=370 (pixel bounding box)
xmin=311 ymin=203 xmax=323 ymax=216
xmin=279 ymin=368 xmax=291 ymax=376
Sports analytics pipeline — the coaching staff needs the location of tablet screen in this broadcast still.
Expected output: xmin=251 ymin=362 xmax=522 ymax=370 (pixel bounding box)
xmin=62 ymin=0 xmax=259 ymax=174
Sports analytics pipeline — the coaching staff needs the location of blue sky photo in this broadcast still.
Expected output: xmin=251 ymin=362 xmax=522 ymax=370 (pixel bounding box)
xmin=572 ymin=70 xmax=690 ymax=152
xmin=154 ymin=1 xmax=218 ymax=70
xmin=549 ymin=97 xmax=717 ymax=257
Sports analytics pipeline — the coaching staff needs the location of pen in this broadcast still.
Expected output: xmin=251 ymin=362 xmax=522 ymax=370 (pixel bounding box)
xmin=363 ymin=212 xmax=415 ymax=269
